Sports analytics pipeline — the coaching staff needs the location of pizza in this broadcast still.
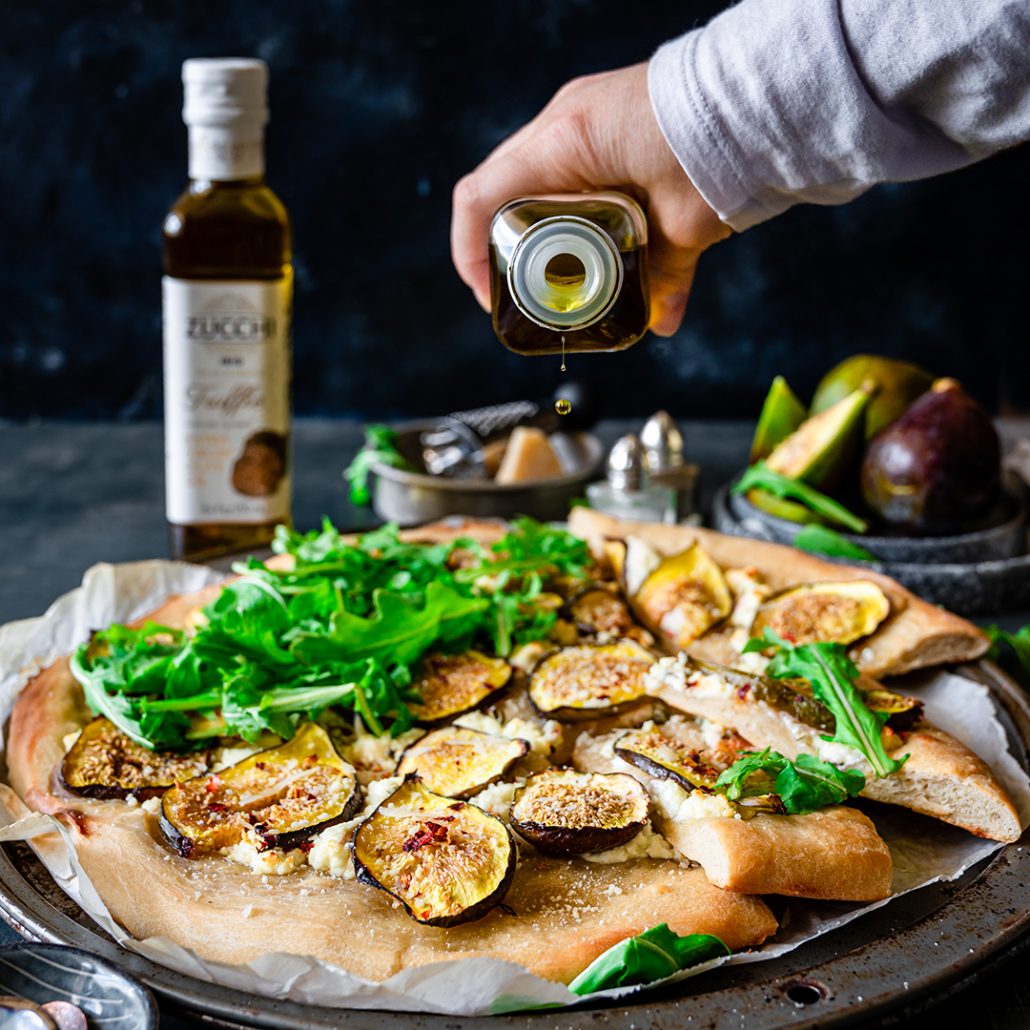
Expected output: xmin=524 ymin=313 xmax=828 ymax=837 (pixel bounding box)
xmin=1 ymin=514 xmax=1020 ymax=993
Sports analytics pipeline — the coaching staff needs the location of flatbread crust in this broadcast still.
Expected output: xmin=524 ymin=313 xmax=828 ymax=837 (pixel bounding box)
xmin=5 ymin=583 xmax=776 ymax=985
xmin=567 ymin=509 xmax=988 ymax=678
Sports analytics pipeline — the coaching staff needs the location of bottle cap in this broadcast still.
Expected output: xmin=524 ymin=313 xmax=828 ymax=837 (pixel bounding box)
xmin=182 ymin=58 xmax=268 ymax=130
xmin=606 ymin=434 xmax=646 ymax=493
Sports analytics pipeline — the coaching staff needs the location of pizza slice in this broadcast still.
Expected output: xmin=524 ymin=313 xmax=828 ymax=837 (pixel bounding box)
xmin=567 ymin=510 xmax=1021 ymax=844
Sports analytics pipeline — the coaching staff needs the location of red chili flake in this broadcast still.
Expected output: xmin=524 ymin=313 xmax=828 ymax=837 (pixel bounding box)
xmin=402 ymin=821 xmax=449 ymax=852
xmin=207 ymin=801 xmax=228 ymax=813
xmin=299 ymin=840 xmax=315 ymax=854
xmin=782 ymin=633 xmax=796 ymax=644
xmin=255 ymin=761 xmax=267 ymax=770
xmin=258 ymin=832 xmax=278 ymax=852
xmin=204 ymin=775 xmax=222 ymax=793
xmin=737 ymin=683 xmax=752 ymax=700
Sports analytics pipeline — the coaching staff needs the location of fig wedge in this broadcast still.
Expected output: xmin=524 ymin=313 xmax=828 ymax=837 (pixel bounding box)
xmin=614 ymin=727 xmax=720 ymax=790
xmin=408 ymin=651 xmax=512 ymax=724
xmin=626 ymin=541 xmax=732 ymax=649
xmin=395 ymin=726 xmax=529 ymax=799
xmin=528 ymin=640 xmax=654 ymax=721
xmin=62 ymin=717 xmax=210 ymax=800
xmin=160 ymin=723 xmax=360 ymax=857
xmin=564 ymin=587 xmax=635 ymax=639
xmin=353 ymin=775 xmax=516 ymax=926
xmin=509 ymin=768 xmax=649 ymax=855
xmin=751 ymin=581 xmax=890 ymax=646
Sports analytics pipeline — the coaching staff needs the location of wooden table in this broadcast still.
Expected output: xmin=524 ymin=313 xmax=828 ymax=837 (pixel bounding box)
xmin=0 ymin=417 xmax=1027 ymax=1029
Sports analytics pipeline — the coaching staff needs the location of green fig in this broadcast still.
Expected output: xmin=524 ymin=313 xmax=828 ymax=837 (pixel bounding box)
xmin=861 ymin=379 xmax=1001 ymax=534
xmin=750 ymin=376 xmax=807 ymax=463
xmin=812 ymin=354 xmax=934 ymax=439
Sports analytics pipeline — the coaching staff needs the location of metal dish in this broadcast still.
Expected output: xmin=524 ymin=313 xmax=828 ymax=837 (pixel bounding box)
xmin=0 ymin=662 xmax=1026 ymax=1029
xmin=369 ymin=423 xmax=604 ymax=525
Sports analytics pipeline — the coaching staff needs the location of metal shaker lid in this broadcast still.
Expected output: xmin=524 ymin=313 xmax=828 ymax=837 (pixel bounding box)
xmin=640 ymin=410 xmax=684 ymax=472
xmin=607 ymin=433 xmax=646 ymax=492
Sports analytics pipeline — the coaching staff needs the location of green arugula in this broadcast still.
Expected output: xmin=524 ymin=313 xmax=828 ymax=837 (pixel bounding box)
xmin=985 ymin=624 xmax=1030 ymax=686
xmin=744 ymin=628 xmax=907 ymax=778
xmin=344 ymin=424 xmax=413 ymax=506
xmin=793 ymin=524 xmax=876 ymax=561
xmin=70 ymin=517 xmax=591 ymax=751
xmin=569 ymin=924 xmax=729 ymax=994
xmin=734 ymin=462 xmax=869 ymax=534
xmin=716 ymin=747 xmax=865 ymax=812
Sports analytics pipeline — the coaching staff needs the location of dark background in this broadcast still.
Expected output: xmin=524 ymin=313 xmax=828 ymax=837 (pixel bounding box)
xmin=1 ymin=0 xmax=1027 ymax=422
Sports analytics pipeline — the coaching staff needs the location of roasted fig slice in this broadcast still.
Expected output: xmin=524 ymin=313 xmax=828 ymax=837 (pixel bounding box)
xmin=509 ymin=768 xmax=649 ymax=855
xmin=564 ymin=587 xmax=635 ymax=639
xmin=408 ymin=651 xmax=512 ymax=724
xmin=613 ymin=728 xmax=720 ymax=790
xmin=395 ymin=726 xmax=529 ymax=799
xmin=627 ymin=542 xmax=732 ymax=648
xmin=160 ymin=723 xmax=360 ymax=857
xmin=528 ymin=640 xmax=654 ymax=721
xmin=61 ymin=717 xmax=211 ymax=800
xmin=353 ymin=775 xmax=516 ymax=927
xmin=751 ymin=581 xmax=890 ymax=646
xmin=861 ymin=687 xmax=924 ymax=730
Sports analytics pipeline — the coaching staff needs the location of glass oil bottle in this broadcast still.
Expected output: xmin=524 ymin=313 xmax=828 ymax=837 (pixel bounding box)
xmin=488 ymin=191 xmax=649 ymax=355
xmin=162 ymin=58 xmax=292 ymax=561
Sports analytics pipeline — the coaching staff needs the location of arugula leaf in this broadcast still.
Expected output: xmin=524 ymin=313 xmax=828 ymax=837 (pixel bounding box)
xmin=715 ymin=748 xmax=865 ymax=812
xmin=344 ymin=424 xmax=413 ymax=506
xmin=734 ymin=462 xmax=868 ymax=533
xmin=793 ymin=524 xmax=876 ymax=561
xmin=985 ymin=624 xmax=1030 ymax=686
xmin=569 ymin=924 xmax=729 ymax=994
xmin=745 ymin=628 xmax=906 ymax=778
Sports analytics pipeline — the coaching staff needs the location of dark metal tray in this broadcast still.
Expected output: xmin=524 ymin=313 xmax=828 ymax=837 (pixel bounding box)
xmin=0 ymin=661 xmax=1027 ymax=1028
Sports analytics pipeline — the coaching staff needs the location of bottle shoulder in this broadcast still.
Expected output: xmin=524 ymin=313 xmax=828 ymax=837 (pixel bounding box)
xmin=164 ymin=181 xmax=290 ymax=233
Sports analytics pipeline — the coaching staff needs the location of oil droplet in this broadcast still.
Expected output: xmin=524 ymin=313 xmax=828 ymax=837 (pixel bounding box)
xmin=560 ymin=334 xmax=567 ymax=373
xmin=555 ymin=398 xmax=572 ymax=416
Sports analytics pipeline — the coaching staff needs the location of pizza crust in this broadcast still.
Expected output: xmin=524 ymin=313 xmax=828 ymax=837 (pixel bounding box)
xmin=567 ymin=509 xmax=989 ymax=677
xmin=5 ymin=584 xmax=777 ymax=986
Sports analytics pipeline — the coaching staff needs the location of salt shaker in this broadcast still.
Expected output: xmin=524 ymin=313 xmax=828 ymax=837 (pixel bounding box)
xmin=586 ymin=434 xmax=676 ymax=523
xmin=640 ymin=410 xmax=699 ymax=521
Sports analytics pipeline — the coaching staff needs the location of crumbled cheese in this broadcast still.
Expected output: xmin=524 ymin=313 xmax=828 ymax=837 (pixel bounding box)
xmin=580 ymin=821 xmax=675 ymax=864
xmin=468 ymin=779 xmax=521 ymax=821
xmin=699 ymin=718 xmax=726 ymax=751
xmin=61 ymin=730 xmax=82 ymax=753
xmin=342 ymin=726 xmax=424 ymax=785
xmin=124 ymin=795 xmax=139 ymax=808
xmin=650 ymin=780 xmax=739 ymax=823
xmin=308 ymin=776 xmax=403 ymax=880
xmin=726 ymin=567 xmax=771 ymax=630
xmin=509 ymin=641 xmax=554 ymax=673
xmin=816 ymin=740 xmax=869 ymax=771
xmin=222 ymin=835 xmax=308 ymax=876
xmin=141 ymin=797 xmax=162 ymax=815
xmin=211 ymin=743 xmax=264 ymax=772
xmin=646 ymin=654 xmax=735 ymax=699
xmin=729 ymin=629 xmax=770 ymax=673
xmin=454 ymin=712 xmax=562 ymax=759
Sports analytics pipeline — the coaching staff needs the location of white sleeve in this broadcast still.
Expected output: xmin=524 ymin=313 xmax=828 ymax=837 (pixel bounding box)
xmin=648 ymin=0 xmax=1030 ymax=230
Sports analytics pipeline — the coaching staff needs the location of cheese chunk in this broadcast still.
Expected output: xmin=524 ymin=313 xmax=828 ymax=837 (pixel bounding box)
xmin=494 ymin=427 xmax=563 ymax=484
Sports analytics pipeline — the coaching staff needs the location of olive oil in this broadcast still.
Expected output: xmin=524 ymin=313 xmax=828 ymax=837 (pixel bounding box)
xmin=162 ymin=59 xmax=292 ymax=561
xmin=489 ymin=192 xmax=649 ymax=355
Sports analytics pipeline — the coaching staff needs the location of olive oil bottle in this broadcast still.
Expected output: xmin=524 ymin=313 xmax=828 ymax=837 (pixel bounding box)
xmin=162 ymin=58 xmax=292 ymax=561
xmin=489 ymin=192 xmax=649 ymax=355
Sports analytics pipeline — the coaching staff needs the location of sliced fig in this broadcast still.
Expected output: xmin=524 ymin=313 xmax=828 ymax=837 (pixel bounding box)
xmin=751 ymin=581 xmax=890 ymax=646
xmin=528 ymin=640 xmax=654 ymax=721
xmin=614 ymin=727 xmax=720 ymax=790
xmin=509 ymin=768 xmax=649 ymax=855
xmin=160 ymin=723 xmax=360 ymax=857
xmin=353 ymin=774 xmax=515 ymax=927
xmin=861 ymin=687 xmax=924 ymax=730
xmin=61 ymin=717 xmax=210 ymax=800
xmin=408 ymin=651 xmax=512 ymax=724
xmin=628 ymin=542 xmax=732 ymax=648
xmin=564 ymin=587 xmax=635 ymax=638
xmin=395 ymin=726 xmax=529 ymax=799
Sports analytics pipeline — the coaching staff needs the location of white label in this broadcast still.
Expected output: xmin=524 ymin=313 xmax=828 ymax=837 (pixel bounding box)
xmin=162 ymin=276 xmax=292 ymax=525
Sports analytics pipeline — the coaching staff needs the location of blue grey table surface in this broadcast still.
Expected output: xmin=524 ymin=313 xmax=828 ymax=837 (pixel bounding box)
xmin=0 ymin=417 xmax=1028 ymax=1029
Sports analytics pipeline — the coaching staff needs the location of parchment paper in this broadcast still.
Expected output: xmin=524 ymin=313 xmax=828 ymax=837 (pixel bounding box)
xmin=0 ymin=560 xmax=1027 ymax=1015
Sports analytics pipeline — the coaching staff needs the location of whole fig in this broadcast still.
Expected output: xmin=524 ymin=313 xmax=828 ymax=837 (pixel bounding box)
xmin=861 ymin=379 xmax=1001 ymax=534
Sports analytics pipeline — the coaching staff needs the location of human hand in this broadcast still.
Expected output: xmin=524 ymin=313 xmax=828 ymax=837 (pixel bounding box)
xmin=450 ymin=62 xmax=731 ymax=337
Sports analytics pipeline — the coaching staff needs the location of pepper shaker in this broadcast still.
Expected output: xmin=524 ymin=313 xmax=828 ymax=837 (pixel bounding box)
xmin=640 ymin=411 xmax=699 ymax=521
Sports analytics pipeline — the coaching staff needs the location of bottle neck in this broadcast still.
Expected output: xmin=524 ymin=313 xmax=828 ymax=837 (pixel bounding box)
xmin=188 ymin=125 xmax=265 ymax=181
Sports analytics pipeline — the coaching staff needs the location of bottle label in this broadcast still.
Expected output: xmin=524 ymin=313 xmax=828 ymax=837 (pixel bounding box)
xmin=162 ymin=276 xmax=292 ymax=525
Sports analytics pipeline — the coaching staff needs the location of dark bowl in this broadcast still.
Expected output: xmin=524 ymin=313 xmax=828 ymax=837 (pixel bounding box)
xmin=721 ymin=471 xmax=1028 ymax=564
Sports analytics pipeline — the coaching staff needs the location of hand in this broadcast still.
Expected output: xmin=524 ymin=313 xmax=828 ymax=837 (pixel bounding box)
xmin=450 ymin=62 xmax=731 ymax=337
